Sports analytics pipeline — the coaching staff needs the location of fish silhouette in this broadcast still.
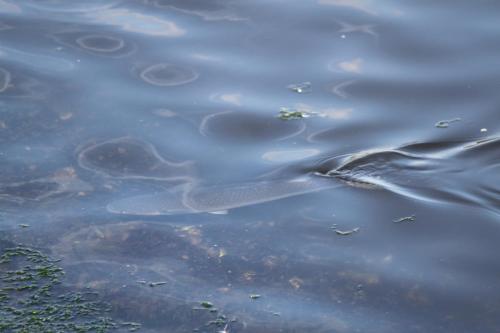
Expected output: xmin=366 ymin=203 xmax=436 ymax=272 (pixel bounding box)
xmin=108 ymin=136 xmax=499 ymax=216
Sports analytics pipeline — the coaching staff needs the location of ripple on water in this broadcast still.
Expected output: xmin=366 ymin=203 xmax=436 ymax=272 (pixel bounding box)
xmin=77 ymin=137 xmax=194 ymax=180
xmin=152 ymin=0 xmax=243 ymax=21
xmin=200 ymin=111 xmax=306 ymax=143
xmin=315 ymin=138 xmax=500 ymax=214
xmin=134 ymin=63 xmax=199 ymax=87
xmin=153 ymin=0 xmax=225 ymax=11
xmin=89 ymin=8 xmax=185 ymax=37
xmin=22 ymin=0 xmax=122 ymax=13
xmin=0 ymin=68 xmax=48 ymax=100
xmin=51 ymin=31 xmax=135 ymax=58
xmin=0 ymin=67 xmax=11 ymax=92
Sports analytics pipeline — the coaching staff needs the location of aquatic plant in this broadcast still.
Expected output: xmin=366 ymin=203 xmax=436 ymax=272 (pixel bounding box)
xmin=0 ymin=246 xmax=127 ymax=332
xmin=278 ymin=108 xmax=313 ymax=120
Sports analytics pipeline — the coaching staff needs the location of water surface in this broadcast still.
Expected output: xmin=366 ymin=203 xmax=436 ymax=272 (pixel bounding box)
xmin=0 ymin=1 xmax=499 ymax=332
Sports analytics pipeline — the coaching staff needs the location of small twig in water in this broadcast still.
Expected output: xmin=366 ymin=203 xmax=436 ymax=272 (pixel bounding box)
xmin=335 ymin=227 xmax=360 ymax=236
xmin=435 ymin=118 xmax=461 ymax=128
xmin=393 ymin=215 xmax=416 ymax=223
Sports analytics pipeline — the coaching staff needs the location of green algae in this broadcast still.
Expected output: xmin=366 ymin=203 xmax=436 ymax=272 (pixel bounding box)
xmin=200 ymin=301 xmax=214 ymax=309
xmin=0 ymin=245 xmax=133 ymax=332
xmin=278 ymin=108 xmax=313 ymax=120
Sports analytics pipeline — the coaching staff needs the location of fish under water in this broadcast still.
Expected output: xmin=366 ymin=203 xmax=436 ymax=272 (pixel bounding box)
xmin=107 ymin=136 xmax=500 ymax=216
xmin=106 ymin=175 xmax=341 ymax=215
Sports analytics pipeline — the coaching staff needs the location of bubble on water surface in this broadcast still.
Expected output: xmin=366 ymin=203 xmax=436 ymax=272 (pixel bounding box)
xmin=52 ymin=31 xmax=134 ymax=58
xmin=77 ymin=34 xmax=125 ymax=52
xmin=77 ymin=137 xmax=194 ymax=180
xmin=137 ymin=63 xmax=199 ymax=87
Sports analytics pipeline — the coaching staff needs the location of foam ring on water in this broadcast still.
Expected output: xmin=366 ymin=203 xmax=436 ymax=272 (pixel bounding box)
xmin=0 ymin=68 xmax=11 ymax=93
xmin=51 ymin=31 xmax=135 ymax=58
xmin=75 ymin=34 xmax=125 ymax=53
xmin=139 ymin=63 xmax=199 ymax=87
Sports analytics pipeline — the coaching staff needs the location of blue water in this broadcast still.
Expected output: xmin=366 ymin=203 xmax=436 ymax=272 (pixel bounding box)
xmin=0 ymin=1 xmax=499 ymax=332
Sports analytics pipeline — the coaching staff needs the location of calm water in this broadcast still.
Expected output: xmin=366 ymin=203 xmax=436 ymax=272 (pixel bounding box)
xmin=0 ymin=0 xmax=499 ymax=332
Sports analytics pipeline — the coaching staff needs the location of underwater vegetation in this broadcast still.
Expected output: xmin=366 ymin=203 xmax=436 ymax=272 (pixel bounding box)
xmin=0 ymin=245 xmax=140 ymax=332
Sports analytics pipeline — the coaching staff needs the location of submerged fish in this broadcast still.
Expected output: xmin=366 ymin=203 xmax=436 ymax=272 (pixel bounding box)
xmin=108 ymin=136 xmax=500 ymax=216
xmin=107 ymin=175 xmax=342 ymax=215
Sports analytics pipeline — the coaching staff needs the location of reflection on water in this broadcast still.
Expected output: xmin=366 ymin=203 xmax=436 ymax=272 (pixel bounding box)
xmin=89 ymin=8 xmax=185 ymax=37
xmin=1 ymin=0 xmax=500 ymax=332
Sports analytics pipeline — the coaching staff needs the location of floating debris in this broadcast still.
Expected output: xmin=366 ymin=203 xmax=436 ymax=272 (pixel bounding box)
xmin=194 ymin=300 xmax=238 ymax=333
xmin=278 ymin=107 xmax=314 ymax=120
xmin=287 ymin=81 xmax=312 ymax=94
xmin=335 ymin=227 xmax=360 ymax=236
xmin=289 ymin=277 xmax=303 ymax=290
xmin=217 ymin=324 xmax=230 ymax=333
xmin=147 ymin=281 xmax=167 ymax=287
xmin=200 ymin=301 xmax=214 ymax=309
xmin=218 ymin=248 xmax=227 ymax=258
xmin=435 ymin=118 xmax=461 ymax=128
xmin=393 ymin=215 xmax=416 ymax=223
xmin=121 ymin=321 xmax=142 ymax=332
xmin=249 ymin=294 xmax=261 ymax=300
xmin=209 ymin=210 xmax=229 ymax=215
xmin=18 ymin=224 xmax=30 ymax=228
xmin=480 ymin=128 xmax=488 ymax=133
xmin=207 ymin=315 xmax=228 ymax=328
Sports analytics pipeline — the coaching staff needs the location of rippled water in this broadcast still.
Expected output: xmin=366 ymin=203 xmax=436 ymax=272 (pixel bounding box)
xmin=0 ymin=1 xmax=499 ymax=332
